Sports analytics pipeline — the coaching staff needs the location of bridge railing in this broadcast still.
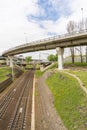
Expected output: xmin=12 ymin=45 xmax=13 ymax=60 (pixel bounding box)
xmin=2 ymin=29 xmax=87 ymax=55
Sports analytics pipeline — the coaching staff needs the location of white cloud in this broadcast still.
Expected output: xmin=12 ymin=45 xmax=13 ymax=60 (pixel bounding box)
xmin=41 ymin=17 xmax=68 ymax=35
xmin=0 ymin=0 xmax=47 ymax=54
xmin=0 ymin=0 xmax=87 ymax=58
xmin=38 ymin=0 xmax=87 ymax=35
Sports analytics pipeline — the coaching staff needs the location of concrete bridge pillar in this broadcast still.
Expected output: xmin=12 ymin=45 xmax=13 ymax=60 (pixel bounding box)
xmin=9 ymin=56 xmax=13 ymax=67
xmin=6 ymin=58 xmax=9 ymax=66
xmin=8 ymin=56 xmax=14 ymax=80
xmin=56 ymin=47 xmax=64 ymax=70
xmin=40 ymin=64 xmax=44 ymax=71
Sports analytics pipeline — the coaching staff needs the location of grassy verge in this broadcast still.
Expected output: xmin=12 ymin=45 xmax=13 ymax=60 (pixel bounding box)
xmin=46 ymin=62 xmax=58 ymax=70
xmin=64 ymin=62 xmax=87 ymax=67
xmin=35 ymin=70 xmax=44 ymax=78
xmin=0 ymin=67 xmax=11 ymax=82
xmin=46 ymin=71 xmax=87 ymax=130
xmin=67 ymin=70 xmax=87 ymax=89
xmin=35 ymin=63 xmax=55 ymax=78
xmin=26 ymin=64 xmax=33 ymax=68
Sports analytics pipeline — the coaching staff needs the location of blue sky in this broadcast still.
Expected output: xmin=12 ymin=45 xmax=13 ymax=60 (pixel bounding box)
xmin=27 ymin=0 xmax=72 ymax=36
xmin=28 ymin=0 xmax=61 ymax=21
xmin=37 ymin=0 xmax=72 ymax=20
xmin=0 ymin=0 xmax=87 ymax=58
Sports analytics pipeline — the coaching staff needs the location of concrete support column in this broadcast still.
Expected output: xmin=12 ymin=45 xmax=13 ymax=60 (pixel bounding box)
xmin=56 ymin=47 xmax=64 ymax=70
xmin=40 ymin=64 xmax=44 ymax=71
xmin=9 ymin=56 xmax=13 ymax=67
xmin=6 ymin=58 xmax=9 ymax=66
xmin=8 ymin=56 xmax=14 ymax=80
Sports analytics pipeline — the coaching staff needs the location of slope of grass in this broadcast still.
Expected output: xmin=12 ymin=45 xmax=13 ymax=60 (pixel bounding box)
xmin=0 ymin=67 xmax=11 ymax=82
xmin=64 ymin=62 xmax=87 ymax=67
xmin=35 ymin=70 xmax=44 ymax=78
xmin=67 ymin=70 xmax=87 ymax=89
xmin=46 ymin=71 xmax=87 ymax=130
xmin=47 ymin=62 xmax=58 ymax=70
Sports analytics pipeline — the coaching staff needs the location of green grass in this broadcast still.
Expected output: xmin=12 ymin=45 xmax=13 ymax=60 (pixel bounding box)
xmin=36 ymin=64 xmax=40 ymax=69
xmin=35 ymin=70 xmax=44 ymax=78
xmin=67 ymin=70 xmax=87 ymax=89
xmin=0 ymin=67 xmax=11 ymax=82
xmin=35 ymin=63 xmax=56 ymax=78
xmin=35 ymin=62 xmax=87 ymax=79
xmin=64 ymin=62 xmax=87 ymax=67
xmin=47 ymin=62 xmax=58 ymax=70
xmin=26 ymin=64 xmax=33 ymax=68
xmin=39 ymin=62 xmax=87 ymax=70
xmin=46 ymin=71 xmax=87 ymax=130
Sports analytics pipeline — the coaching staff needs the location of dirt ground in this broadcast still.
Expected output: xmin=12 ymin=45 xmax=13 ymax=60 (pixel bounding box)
xmin=35 ymin=71 xmax=67 ymax=130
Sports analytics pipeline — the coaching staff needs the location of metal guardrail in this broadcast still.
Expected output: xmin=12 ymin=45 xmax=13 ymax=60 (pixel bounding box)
xmin=2 ymin=29 xmax=87 ymax=55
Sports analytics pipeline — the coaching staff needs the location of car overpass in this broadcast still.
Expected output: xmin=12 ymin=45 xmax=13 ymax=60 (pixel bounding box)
xmin=2 ymin=30 xmax=87 ymax=70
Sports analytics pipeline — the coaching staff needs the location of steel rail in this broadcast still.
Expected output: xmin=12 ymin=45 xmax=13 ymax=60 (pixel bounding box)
xmin=7 ymin=70 xmax=34 ymax=130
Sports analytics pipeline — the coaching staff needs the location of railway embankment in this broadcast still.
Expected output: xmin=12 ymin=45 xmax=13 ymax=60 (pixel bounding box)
xmin=35 ymin=70 xmax=67 ymax=130
xmin=0 ymin=70 xmax=34 ymax=130
xmin=0 ymin=77 xmax=12 ymax=93
xmin=35 ymin=62 xmax=87 ymax=130
xmin=0 ymin=66 xmax=23 ymax=93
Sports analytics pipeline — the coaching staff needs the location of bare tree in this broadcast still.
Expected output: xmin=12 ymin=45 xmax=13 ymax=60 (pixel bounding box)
xmin=78 ymin=21 xmax=83 ymax=31
xmin=70 ymin=47 xmax=75 ymax=63
xmin=66 ymin=21 xmax=76 ymax=34
xmin=76 ymin=21 xmax=84 ymax=62
xmin=75 ymin=47 xmax=83 ymax=63
xmin=78 ymin=17 xmax=87 ymax=63
xmin=80 ymin=46 xmax=83 ymax=63
xmin=84 ymin=18 xmax=87 ymax=62
xmin=66 ymin=21 xmax=76 ymax=63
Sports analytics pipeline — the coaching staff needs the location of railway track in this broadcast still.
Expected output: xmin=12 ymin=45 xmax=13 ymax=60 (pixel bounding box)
xmin=0 ymin=71 xmax=27 ymax=119
xmin=0 ymin=69 xmax=34 ymax=130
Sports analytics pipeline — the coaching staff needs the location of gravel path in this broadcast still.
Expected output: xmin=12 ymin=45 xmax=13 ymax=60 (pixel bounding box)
xmin=35 ymin=71 xmax=67 ymax=130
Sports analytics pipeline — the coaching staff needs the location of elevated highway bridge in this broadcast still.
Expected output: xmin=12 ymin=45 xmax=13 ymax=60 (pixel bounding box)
xmin=2 ymin=30 xmax=87 ymax=70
